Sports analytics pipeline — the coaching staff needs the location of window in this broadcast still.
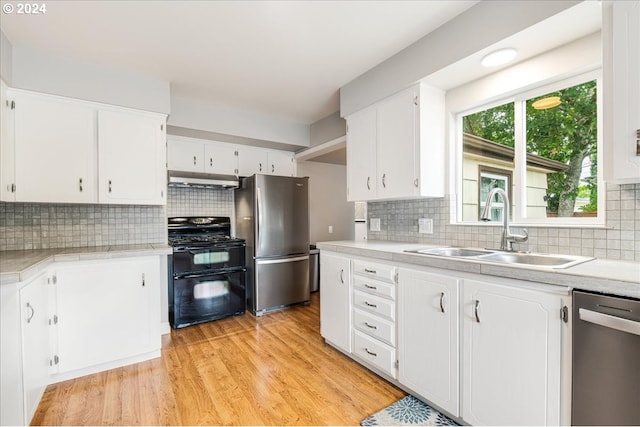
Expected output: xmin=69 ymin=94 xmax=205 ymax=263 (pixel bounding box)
xmin=457 ymin=71 xmax=603 ymax=225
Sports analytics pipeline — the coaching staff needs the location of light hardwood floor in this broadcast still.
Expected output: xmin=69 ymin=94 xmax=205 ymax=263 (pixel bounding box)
xmin=32 ymin=292 xmax=404 ymax=425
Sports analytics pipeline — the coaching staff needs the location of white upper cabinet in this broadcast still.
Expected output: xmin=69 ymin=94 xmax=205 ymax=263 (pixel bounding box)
xmin=168 ymin=136 xmax=295 ymax=178
xmin=345 ymin=84 xmax=445 ymax=201
xmin=1 ymin=88 xmax=167 ymax=205
xmin=267 ymin=149 xmax=295 ymax=176
xmin=604 ymin=1 xmax=640 ymax=183
xmin=205 ymin=143 xmax=238 ymax=175
xmin=98 ymin=109 xmax=166 ymax=205
xmin=346 ymin=107 xmax=377 ymax=201
xmin=167 ymin=138 xmax=204 ymax=173
xmin=13 ymin=91 xmax=97 ymax=204
xmin=0 ymin=80 xmax=16 ymax=202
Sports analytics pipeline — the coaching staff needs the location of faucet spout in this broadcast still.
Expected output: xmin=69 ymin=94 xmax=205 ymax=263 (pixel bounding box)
xmin=480 ymin=187 xmax=528 ymax=251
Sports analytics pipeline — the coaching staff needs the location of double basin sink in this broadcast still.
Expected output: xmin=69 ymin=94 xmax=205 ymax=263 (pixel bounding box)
xmin=405 ymin=247 xmax=594 ymax=269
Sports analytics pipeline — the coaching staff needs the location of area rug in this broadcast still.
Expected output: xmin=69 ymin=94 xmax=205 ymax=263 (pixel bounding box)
xmin=361 ymin=395 xmax=459 ymax=426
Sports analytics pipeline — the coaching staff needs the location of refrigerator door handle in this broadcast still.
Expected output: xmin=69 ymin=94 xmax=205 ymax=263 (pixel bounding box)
xmin=256 ymin=186 xmax=262 ymax=251
xmin=256 ymin=255 xmax=309 ymax=265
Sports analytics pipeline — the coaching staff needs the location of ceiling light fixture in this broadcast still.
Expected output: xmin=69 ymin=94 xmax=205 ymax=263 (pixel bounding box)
xmin=480 ymin=48 xmax=517 ymax=67
xmin=532 ymin=96 xmax=562 ymax=110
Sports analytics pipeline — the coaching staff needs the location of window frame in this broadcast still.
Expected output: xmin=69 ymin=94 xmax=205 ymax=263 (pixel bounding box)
xmin=454 ymin=69 xmax=604 ymax=227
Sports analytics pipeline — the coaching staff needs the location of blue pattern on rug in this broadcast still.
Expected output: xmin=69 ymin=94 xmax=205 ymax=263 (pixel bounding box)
xmin=361 ymin=395 xmax=459 ymax=426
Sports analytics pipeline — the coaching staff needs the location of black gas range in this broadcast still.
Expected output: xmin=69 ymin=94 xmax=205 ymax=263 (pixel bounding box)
xmin=168 ymin=216 xmax=246 ymax=328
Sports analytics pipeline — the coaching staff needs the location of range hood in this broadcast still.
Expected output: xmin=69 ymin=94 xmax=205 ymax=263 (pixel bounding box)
xmin=167 ymin=170 xmax=240 ymax=188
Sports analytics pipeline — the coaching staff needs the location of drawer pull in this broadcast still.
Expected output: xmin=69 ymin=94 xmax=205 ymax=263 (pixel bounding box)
xmin=364 ymin=284 xmax=377 ymax=290
xmin=364 ymin=348 xmax=377 ymax=357
xmin=364 ymin=321 xmax=377 ymax=330
xmin=474 ymin=299 xmax=481 ymax=323
xmin=339 ymin=269 xmax=344 ymax=284
xmin=364 ymin=268 xmax=377 ymax=274
xmin=440 ymin=292 xmax=446 ymax=313
xmin=364 ymin=301 xmax=377 ymax=308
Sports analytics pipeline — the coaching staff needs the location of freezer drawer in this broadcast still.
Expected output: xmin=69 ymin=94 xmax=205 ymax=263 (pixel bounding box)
xmin=253 ymin=255 xmax=310 ymax=315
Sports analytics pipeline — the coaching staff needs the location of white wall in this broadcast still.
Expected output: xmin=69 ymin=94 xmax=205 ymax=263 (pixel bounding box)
xmin=11 ymin=47 xmax=170 ymax=114
xmin=170 ymin=94 xmax=310 ymax=149
xmin=0 ymin=31 xmax=12 ymax=85
xmin=340 ymin=0 xmax=580 ymax=117
xmin=297 ymin=161 xmax=354 ymax=244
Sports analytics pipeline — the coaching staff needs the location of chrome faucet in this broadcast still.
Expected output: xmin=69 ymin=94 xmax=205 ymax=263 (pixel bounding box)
xmin=480 ymin=187 xmax=528 ymax=251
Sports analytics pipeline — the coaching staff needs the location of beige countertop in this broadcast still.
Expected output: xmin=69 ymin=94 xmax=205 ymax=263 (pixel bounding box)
xmin=0 ymin=244 xmax=172 ymax=286
xmin=317 ymin=240 xmax=640 ymax=299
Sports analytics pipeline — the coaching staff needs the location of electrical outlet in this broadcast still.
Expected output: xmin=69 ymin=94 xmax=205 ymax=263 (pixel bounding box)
xmin=370 ymin=218 xmax=381 ymax=232
xmin=418 ymin=218 xmax=433 ymax=234
xmin=328 ymin=225 xmax=333 ymax=234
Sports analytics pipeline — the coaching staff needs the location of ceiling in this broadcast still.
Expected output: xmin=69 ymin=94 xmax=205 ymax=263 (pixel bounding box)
xmin=0 ymin=0 xmax=478 ymax=124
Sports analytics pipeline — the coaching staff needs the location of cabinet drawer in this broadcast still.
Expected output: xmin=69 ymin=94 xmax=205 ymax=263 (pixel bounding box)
xmin=353 ymin=275 xmax=395 ymax=300
xmin=353 ymin=330 xmax=396 ymax=378
xmin=352 ymin=260 xmax=396 ymax=284
xmin=353 ymin=308 xmax=395 ymax=346
xmin=353 ymin=290 xmax=395 ymax=321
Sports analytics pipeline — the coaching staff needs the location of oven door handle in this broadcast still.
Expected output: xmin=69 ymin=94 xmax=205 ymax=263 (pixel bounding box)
xmin=256 ymin=255 xmax=309 ymax=265
xmin=175 ymin=269 xmax=246 ymax=280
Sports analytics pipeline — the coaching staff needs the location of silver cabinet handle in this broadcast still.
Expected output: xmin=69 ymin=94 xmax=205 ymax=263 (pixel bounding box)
xmin=364 ymin=348 xmax=377 ymax=357
xmin=364 ymin=284 xmax=377 ymax=290
xmin=579 ymin=308 xmax=640 ymax=336
xmin=364 ymin=268 xmax=377 ymax=274
xmin=474 ymin=299 xmax=480 ymax=323
xmin=79 ymin=178 xmax=83 ymax=192
xmin=636 ymin=129 xmax=640 ymax=156
xmin=193 ymin=155 xmax=197 ymax=165
xmin=141 ymin=273 xmax=145 ymax=287
xmin=414 ymin=178 xmax=419 ymax=188
xmin=26 ymin=302 xmax=35 ymax=323
xmin=364 ymin=321 xmax=377 ymax=330
xmin=382 ymin=173 xmax=386 ymax=188
xmin=440 ymin=292 xmax=445 ymax=313
xmin=339 ymin=269 xmax=344 ymax=284
xmin=366 ymin=176 xmax=370 ymax=190
xmin=271 ymin=164 xmax=275 ymax=173
xmin=210 ymin=157 xmax=213 ymax=167
xmin=364 ymin=301 xmax=377 ymax=308
xmin=259 ymin=162 xmax=262 ymax=172
xmin=108 ymin=180 xmax=112 ymax=193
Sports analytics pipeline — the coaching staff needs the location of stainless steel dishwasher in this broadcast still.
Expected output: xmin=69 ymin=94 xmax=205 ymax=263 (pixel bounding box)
xmin=572 ymin=291 xmax=640 ymax=426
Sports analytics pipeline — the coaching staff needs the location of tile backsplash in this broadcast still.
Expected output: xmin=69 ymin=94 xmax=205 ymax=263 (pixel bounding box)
xmin=0 ymin=203 xmax=166 ymax=251
xmin=368 ymin=183 xmax=640 ymax=262
xmin=166 ymin=186 xmax=234 ymax=218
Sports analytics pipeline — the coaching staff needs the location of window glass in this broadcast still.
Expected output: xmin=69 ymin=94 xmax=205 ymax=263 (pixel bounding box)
xmin=525 ymin=80 xmax=598 ymax=218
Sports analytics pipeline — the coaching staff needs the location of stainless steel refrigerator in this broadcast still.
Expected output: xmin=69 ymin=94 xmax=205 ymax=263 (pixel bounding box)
xmin=234 ymin=174 xmax=310 ymax=315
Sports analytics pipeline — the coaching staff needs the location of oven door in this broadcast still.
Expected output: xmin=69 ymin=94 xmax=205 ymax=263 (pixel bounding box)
xmin=172 ymin=243 xmax=245 ymax=274
xmin=171 ymin=269 xmax=246 ymax=329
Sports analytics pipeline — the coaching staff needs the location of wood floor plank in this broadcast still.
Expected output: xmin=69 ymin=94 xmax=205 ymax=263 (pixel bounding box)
xmin=31 ymin=293 xmax=405 ymax=426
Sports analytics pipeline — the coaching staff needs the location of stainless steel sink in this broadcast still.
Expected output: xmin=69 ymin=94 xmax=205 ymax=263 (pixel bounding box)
xmin=479 ymin=252 xmax=591 ymax=268
xmin=404 ymin=247 xmax=594 ymax=269
xmin=410 ymin=247 xmax=495 ymax=257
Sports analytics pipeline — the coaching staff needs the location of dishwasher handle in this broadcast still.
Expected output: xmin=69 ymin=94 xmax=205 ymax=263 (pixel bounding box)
xmin=579 ymin=308 xmax=640 ymax=336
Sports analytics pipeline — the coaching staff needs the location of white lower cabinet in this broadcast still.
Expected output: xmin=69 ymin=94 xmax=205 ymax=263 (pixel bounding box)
xmin=397 ymin=268 xmax=460 ymax=417
xmin=319 ymin=252 xmax=352 ymax=353
xmin=462 ymin=278 xmax=567 ymax=426
xmin=318 ymin=250 xmax=571 ymax=426
xmin=53 ymin=257 xmax=161 ymax=376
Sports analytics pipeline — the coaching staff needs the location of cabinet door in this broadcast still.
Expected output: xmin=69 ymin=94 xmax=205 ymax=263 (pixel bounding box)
xmin=0 ymin=283 xmax=24 ymax=426
xmin=346 ymin=108 xmax=377 ymax=201
xmin=19 ymin=272 xmax=51 ymax=425
xmin=0 ymin=81 xmax=15 ymax=202
xmin=98 ymin=109 xmax=166 ymax=205
xmin=267 ymin=150 xmax=295 ymax=176
xmin=204 ymin=142 xmax=238 ymax=175
xmin=376 ymin=87 xmax=418 ymax=199
xmin=319 ymin=252 xmax=352 ymax=353
xmin=462 ymin=279 xmax=562 ymax=426
xmin=167 ymin=138 xmax=204 ymax=172
xmin=237 ymin=146 xmax=268 ymax=176
xmin=398 ymin=269 xmax=459 ymax=416
xmin=14 ymin=92 xmax=97 ymax=203
xmin=55 ymin=257 xmax=160 ymax=374
xmin=605 ymin=1 xmax=640 ymax=183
